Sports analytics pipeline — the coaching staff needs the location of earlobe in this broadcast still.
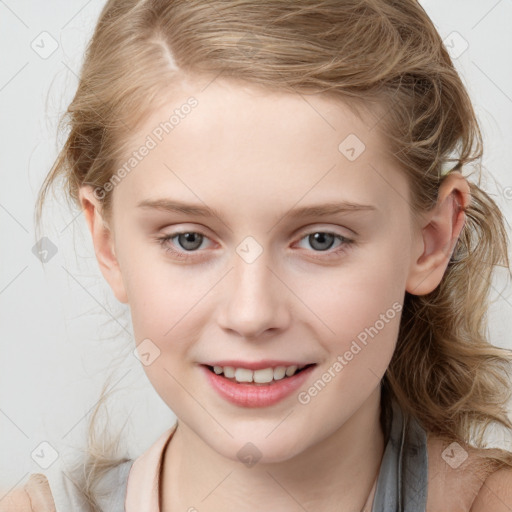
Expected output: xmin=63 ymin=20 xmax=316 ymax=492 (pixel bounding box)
xmin=406 ymin=172 xmax=471 ymax=296
xmin=78 ymin=186 xmax=129 ymax=304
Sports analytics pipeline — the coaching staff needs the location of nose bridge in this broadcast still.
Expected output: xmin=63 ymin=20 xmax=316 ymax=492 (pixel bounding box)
xmin=218 ymin=241 xmax=289 ymax=338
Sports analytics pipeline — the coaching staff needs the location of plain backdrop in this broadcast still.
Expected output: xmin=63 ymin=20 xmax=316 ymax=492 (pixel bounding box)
xmin=1 ymin=0 xmax=512 ymax=490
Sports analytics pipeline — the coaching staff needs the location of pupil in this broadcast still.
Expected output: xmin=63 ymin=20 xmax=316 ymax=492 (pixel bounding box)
xmin=179 ymin=232 xmax=202 ymax=250
xmin=310 ymin=232 xmax=334 ymax=251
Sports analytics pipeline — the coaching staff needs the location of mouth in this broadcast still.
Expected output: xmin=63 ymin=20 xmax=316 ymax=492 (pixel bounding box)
xmin=201 ymin=362 xmax=317 ymax=408
xmin=202 ymin=363 xmax=316 ymax=386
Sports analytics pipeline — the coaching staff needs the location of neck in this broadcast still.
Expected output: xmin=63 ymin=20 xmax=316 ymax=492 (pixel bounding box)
xmin=161 ymin=389 xmax=385 ymax=512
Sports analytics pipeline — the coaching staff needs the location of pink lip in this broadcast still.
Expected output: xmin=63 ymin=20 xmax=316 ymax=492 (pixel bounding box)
xmin=200 ymin=364 xmax=316 ymax=408
xmin=201 ymin=360 xmax=313 ymax=370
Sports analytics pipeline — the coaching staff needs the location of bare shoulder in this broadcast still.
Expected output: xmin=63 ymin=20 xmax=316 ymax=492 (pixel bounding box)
xmin=0 ymin=474 xmax=56 ymax=512
xmin=470 ymin=467 xmax=512 ymax=511
xmin=0 ymin=487 xmax=32 ymax=512
xmin=425 ymin=433 xmax=500 ymax=512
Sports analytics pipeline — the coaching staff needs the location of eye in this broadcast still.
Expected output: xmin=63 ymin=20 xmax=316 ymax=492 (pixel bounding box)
xmin=155 ymin=229 xmax=354 ymax=262
xmin=295 ymin=231 xmax=354 ymax=259
xmin=156 ymin=231 xmax=212 ymax=261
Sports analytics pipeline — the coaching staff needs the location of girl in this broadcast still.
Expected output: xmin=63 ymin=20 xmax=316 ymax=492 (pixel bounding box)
xmin=5 ymin=0 xmax=512 ymax=510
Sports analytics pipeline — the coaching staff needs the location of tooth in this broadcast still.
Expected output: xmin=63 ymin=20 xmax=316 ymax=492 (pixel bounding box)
xmin=235 ymin=368 xmax=253 ymax=382
xmin=223 ymin=366 xmax=236 ymax=378
xmin=273 ymin=366 xmax=287 ymax=380
xmin=285 ymin=365 xmax=298 ymax=377
xmin=213 ymin=364 xmax=305 ymax=381
xmin=253 ymin=368 xmax=274 ymax=383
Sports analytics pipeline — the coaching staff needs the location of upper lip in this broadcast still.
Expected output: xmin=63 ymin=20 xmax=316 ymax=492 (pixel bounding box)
xmin=201 ymin=360 xmax=316 ymax=371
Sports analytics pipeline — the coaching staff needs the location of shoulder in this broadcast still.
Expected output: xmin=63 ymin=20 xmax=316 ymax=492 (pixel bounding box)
xmin=425 ymin=433 xmax=500 ymax=512
xmin=0 ymin=460 xmax=134 ymax=512
xmin=470 ymin=467 xmax=512 ymax=511
xmin=0 ymin=474 xmax=55 ymax=512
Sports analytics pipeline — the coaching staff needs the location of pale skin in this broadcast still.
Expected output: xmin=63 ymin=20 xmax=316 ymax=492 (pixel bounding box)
xmin=73 ymin=75 xmax=505 ymax=512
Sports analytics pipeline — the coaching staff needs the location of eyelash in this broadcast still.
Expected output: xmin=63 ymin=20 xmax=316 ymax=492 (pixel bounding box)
xmin=155 ymin=229 xmax=355 ymax=262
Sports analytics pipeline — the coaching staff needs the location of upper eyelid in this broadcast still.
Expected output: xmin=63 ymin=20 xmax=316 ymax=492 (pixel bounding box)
xmin=294 ymin=225 xmax=354 ymax=239
xmin=161 ymin=221 xmax=354 ymax=235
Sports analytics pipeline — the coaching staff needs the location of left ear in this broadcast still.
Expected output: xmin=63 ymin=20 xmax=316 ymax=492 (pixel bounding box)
xmin=406 ymin=171 xmax=471 ymax=296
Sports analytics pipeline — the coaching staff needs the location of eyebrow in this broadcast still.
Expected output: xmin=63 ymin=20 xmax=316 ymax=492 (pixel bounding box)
xmin=137 ymin=198 xmax=377 ymax=221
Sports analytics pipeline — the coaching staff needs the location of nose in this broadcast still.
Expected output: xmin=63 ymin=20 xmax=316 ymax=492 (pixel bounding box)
xmin=217 ymin=250 xmax=291 ymax=340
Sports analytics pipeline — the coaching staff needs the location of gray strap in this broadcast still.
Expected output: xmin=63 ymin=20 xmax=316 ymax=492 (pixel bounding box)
xmin=371 ymin=399 xmax=428 ymax=511
xmin=93 ymin=459 xmax=135 ymax=512
xmin=57 ymin=402 xmax=427 ymax=512
xmin=400 ymin=409 xmax=428 ymax=510
xmin=53 ymin=459 xmax=134 ymax=512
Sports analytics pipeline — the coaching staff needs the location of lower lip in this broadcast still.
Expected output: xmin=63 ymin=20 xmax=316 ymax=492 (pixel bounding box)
xmin=201 ymin=364 xmax=316 ymax=408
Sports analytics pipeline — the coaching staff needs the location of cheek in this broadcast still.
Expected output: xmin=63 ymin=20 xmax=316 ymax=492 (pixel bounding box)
xmin=300 ymin=245 xmax=406 ymax=382
xmin=311 ymin=284 xmax=402 ymax=405
xmin=127 ymin=276 xmax=189 ymax=344
xmin=116 ymin=235 xmax=197 ymax=335
xmin=307 ymin=249 xmax=405 ymax=333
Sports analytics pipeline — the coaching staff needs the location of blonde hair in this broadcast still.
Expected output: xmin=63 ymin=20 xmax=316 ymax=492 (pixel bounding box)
xmin=35 ymin=0 xmax=512 ymax=508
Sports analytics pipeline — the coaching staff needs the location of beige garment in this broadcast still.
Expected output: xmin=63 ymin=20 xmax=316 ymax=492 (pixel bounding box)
xmin=0 ymin=474 xmax=56 ymax=512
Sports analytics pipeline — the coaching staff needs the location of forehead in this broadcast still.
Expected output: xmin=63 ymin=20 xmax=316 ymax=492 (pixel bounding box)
xmin=113 ymin=76 xmax=410 ymax=220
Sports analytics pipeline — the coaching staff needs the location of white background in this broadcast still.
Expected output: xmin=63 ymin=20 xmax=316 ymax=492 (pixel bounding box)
xmin=1 ymin=0 xmax=512 ymax=490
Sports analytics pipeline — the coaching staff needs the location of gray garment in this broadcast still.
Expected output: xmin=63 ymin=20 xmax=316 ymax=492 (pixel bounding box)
xmin=371 ymin=398 xmax=429 ymax=511
xmin=50 ymin=398 xmax=427 ymax=512
xmin=50 ymin=458 xmax=134 ymax=512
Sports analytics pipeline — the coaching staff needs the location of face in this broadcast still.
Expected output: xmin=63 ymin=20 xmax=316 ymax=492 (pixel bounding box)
xmin=95 ymin=76 xmax=423 ymax=463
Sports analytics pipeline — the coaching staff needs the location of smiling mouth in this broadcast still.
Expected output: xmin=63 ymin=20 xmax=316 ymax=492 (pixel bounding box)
xmin=204 ymin=363 xmax=316 ymax=385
